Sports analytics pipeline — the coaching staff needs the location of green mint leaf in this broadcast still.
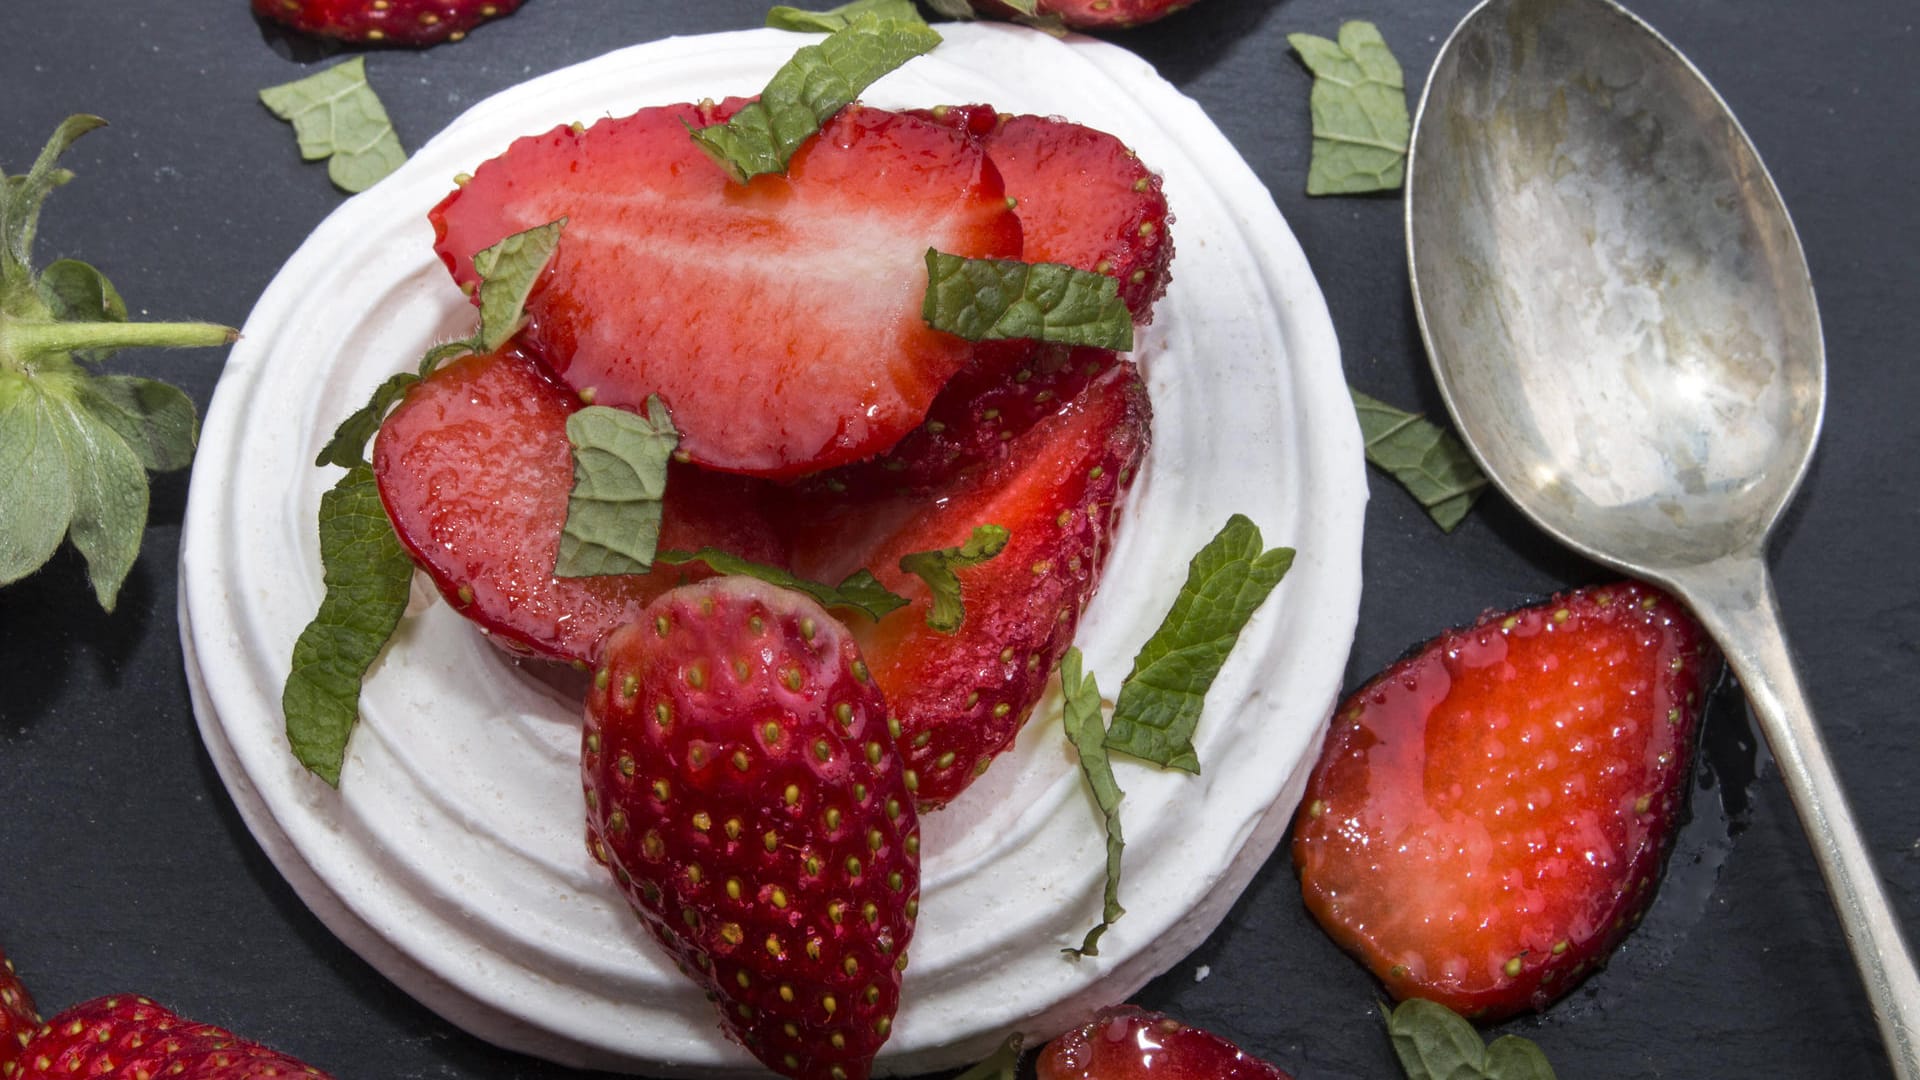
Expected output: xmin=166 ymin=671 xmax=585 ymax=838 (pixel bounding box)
xmin=921 ymin=0 xmax=977 ymax=18
xmin=1289 ymin=21 xmax=1409 ymax=195
xmin=471 ymin=217 xmax=567 ymax=353
xmin=283 ymin=466 xmax=416 ymax=787
xmin=46 ymin=395 xmax=147 ymax=611
xmin=1059 ymin=647 xmax=1125 ymax=958
xmin=1386 ymin=999 xmax=1558 ymax=1080
xmin=78 ymin=376 xmax=197 ymax=473
xmin=0 ymin=375 xmax=77 ymax=587
xmin=556 ymin=399 xmax=678 ymax=577
xmin=259 ymin=57 xmax=407 ymax=194
xmin=1105 ymin=515 xmax=1294 ymax=772
xmin=315 ymin=371 xmax=419 ymax=470
xmin=767 ymin=0 xmax=923 ymax=32
xmin=950 ymin=1034 xmax=1025 ymax=1080
xmin=657 ymin=549 xmax=910 ymax=621
xmin=690 ymin=14 xmax=942 ymax=183
xmin=2 ymin=114 xmax=106 ymax=289
xmin=897 ymin=523 xmax=1009 ymax=633
xmin=39 ymin=258 xmax=128 ymax=362
xmin=1351 ymin=386 xmax=1488 ymax=531
xmin=922 ymin=250 xmax=1134 ymax=351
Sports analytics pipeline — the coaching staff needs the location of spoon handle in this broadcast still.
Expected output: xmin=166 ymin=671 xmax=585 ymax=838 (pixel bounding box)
xmin=1673 ymin=555 xmax=1920 ymax=1080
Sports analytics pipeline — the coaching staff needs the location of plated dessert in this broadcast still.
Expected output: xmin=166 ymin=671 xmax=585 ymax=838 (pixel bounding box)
xmin=179 ymin=19 xmax=1363 ymax=1076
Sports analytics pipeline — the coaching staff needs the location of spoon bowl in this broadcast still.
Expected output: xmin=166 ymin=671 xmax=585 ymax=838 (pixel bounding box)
xmin=1407 ymin=1 xmax=1919 ymax=1074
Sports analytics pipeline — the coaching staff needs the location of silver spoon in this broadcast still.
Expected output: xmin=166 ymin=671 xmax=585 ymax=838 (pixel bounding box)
xmin=1405 ymin=0 xmax=1920 ymax=1073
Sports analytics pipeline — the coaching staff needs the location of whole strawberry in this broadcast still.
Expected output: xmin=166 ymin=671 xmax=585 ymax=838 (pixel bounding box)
xmin=0 ymin=948 xmax=39 ymax=1077
xmin=13 ymin=995 xmax=332 ymax=1079
xmin=1037 ymin=1006 xmax=1293 ymax=1080
xmin=583 ymin=578 xmax=920 ymax=1080
xmin=962 ymin=0 xmax=1200 ymax=31
xmin=252 ymin=0 xmax=524 ymax=45
xmin=1292 ymin=582 xmax=1720 ymax=1019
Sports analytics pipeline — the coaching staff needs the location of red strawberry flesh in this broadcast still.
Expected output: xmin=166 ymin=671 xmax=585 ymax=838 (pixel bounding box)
xmin=583 ymin=578 xmax=919 ymax=1080
xmin=431 ymin=103 xmax=1022 ymax=479
xmin=372 ymin=345 xmax=786 ymax=665
xmin=787 ymin=359 xmax=1150 ymax=808
xmin=1291 ymin=582 xmax=1720 ymax=1018
xmin=0 ymin=947 xmax=38 ymax=1076
xmin=1037 ymin=1006 xmax=1293 ymax=1080
xmin=252 ymin=0 xmax=523 ymax=46
xmin=15 ymin=995 xmax=332 ymax=1079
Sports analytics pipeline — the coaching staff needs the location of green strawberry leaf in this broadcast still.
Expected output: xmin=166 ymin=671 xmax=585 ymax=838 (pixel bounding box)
xmin=897 ymin=523 xmax=1008 ymax=633
xmin=315 ymin=370 xmax=419 ymax=469
xmin=691 ymin=14 xmax=942 ymax=183
xmin=657 ymin=549 xmax=910 ymax=621
xmin=556 ymin=399 xmax=678 ymax=577
xmin=1289 ymin=21 xmax=1409 ymax=195
xmin=1105 ymin=515 xmax=1294 ymax=772
xmin=78 ymin=376 xmax=197 ymax=473
xmin=767 ymin=0 xmax=924 ymax=32
xmin=922 ymin=250 xmax=1134 ymax=351
xmin=1351 ymin=387 xmax=1488 ymax=531
xmin=1386 ymin=999 xmax=1558 ymax=1080
xmin=259 ymin=57 xmax=408 ymax=194
xmin=1060 ymin=647 xmax=1125 ymax=957
xmin=950 ymin=1034 xmax=1025 ymax=1080
xmin=921 ymin=0 xmax=977 ymax=17
xmin=472 ymin=216 xmax=566 ymax=353
xmin=283 ymin=466 xmax=417 ymax=787
xmin=0 ymin=375 xmax=76 ymax=587
xmin=0 ymin=116 xmax=233 ymax=609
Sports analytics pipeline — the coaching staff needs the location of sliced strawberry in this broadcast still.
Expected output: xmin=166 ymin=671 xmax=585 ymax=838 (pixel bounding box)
xmin=966 ymin=0 xmax=1200 ymax=29
xmin=372 ymin=345 xmax=787 ymax=665
xmin=1037 ymin=1006 xmax=1294 ymax=1080
xmin=583 ymin=578 xmax=919 ymax=1080
xmin=252 ymin=0 xmax=523 ymax=45
xmin=431 ymin=103 xmax=1022 ymax=479
xmin=1291 ymin=582 xmax=1721 ymax=1019
xmin=787 ymin=361 xmax=1150 ymax=808
xmin=916 ymin=107 xmax=1173 ymax=321
xmin=785 ymin=342 xmax=1121 ymax=502
xmin=0 ymin=947 xmax=38 ymax=1076
xmin=15 ymin=995 xmax=332 ymax=1079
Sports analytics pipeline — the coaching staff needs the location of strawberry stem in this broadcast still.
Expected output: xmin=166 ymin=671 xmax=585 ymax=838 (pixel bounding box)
xmin=1 ymin=319 xmax=237 ymax=365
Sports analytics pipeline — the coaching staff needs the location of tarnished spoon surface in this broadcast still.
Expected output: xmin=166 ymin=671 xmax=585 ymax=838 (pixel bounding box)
xmin=1406 ymin=0 xmax=1919 ymax=1074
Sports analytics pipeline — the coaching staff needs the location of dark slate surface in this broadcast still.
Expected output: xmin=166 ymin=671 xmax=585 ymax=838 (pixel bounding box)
xmin=2 ymin=2 xmax=1915 ymax=1078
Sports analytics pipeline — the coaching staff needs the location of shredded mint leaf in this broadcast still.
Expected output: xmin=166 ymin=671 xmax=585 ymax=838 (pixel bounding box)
xmin=1060 ymin=647 xmax=1124 ymax=957
xmin=922 ymin=0 xmax=976 ymax=17
xmin=0 ymin=378 xmax=76 ymax=587
xmin=1351 ymin=387 xmax=1488 ymax=531
xmin=691 ymin=14 xmax=942 ymax=183
xmin=898 ymin=523 xmax=1008 ymax=633
xmin=1386 ymin=1000 xmax=1559 ymax=1080
xmin=556 ymin=399 xmax=678 ymax=577
xmin=260 ymin=57 xmax=407 ymax=194
xmin=1289 ymin=21 xmax=1409 ymax=195
xmin=1105 ymin=515 xmax=1294 ymax=772
xmin=767 ymin=0 xmax=923 ymax=32
xmin=315 ymin=371 xmax=418 ymax=470
xmin=950 ymin=1034 xmax=1025 ymax=1080
xmin=658 ymin=549 xmax=909 ymax=621
xmin=283 ymin=466 xmax=416 ymax=787
xmin=78 ymin=377 xmax=197 ymax=473
xmin=472 ymin=216 xmax=566 ymax=353
xmin=923 ymin=250 xmax=1134 ymax=351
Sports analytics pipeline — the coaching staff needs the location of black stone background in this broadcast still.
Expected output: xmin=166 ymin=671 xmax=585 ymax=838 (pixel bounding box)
xmin=1 ymin=2 xmax=1915 ymax=1077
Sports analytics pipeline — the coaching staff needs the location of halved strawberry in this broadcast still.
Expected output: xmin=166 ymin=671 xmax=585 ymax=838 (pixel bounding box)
xmin=252 ymin=0 xmax=523 ymax=45
xmin=787 ymin=361 xmax=1150 ymax=808
xmin=15 ymin=995 xmax=332 ymax=1079
xmin=965 ymin=0 xmax=1200 ymax=29
xmin=431 ymin=103 xmax=1022 ymax=479
xmin=371 ymin=345 xmax=786 ymax=665
xmin=0 ymin=947 xmax=38 ymax=1077
xmin=1037 ymin=1006 xmax=1293 ymax=1080
xmin=916 ymin=107 xmax=1173 ymax=321
xmin=583 ymin=578 xmax=919 ymax=1080
xmin=1291 ymin=582 xmax=1721 ymax=1019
